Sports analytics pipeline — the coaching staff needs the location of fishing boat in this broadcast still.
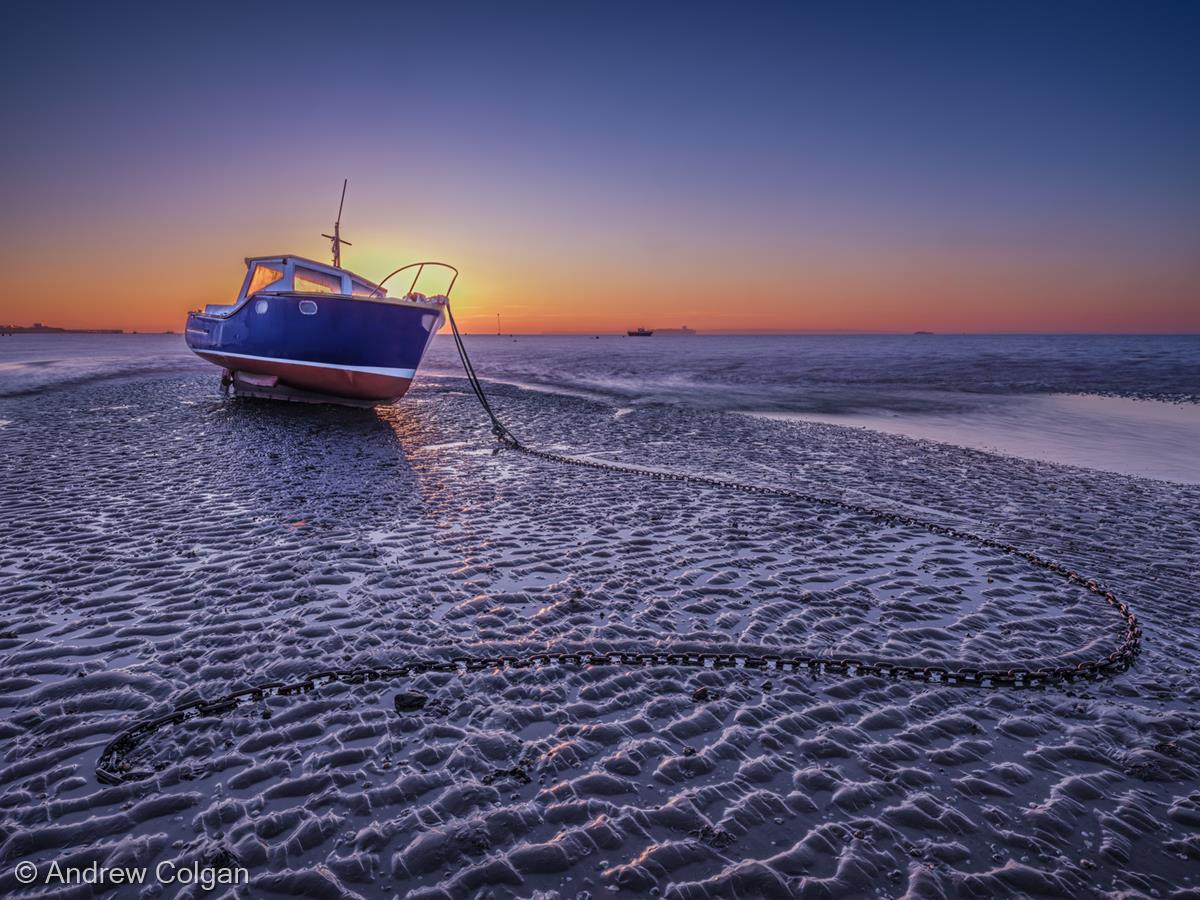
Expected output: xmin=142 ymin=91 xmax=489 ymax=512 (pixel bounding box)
xmin=184 ymin=182 xmax=454 ymax=406
xmin=627 ymin=327 xmax=654 ymax=337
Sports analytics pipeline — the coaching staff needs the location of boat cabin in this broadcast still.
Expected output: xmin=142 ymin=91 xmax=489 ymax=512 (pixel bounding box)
xmin=203 ymin=256 xmax=389 ymax=315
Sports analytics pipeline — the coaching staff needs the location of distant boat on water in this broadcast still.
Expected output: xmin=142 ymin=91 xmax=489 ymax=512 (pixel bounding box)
xmin=656 ymin=326 xmax=696 ymax=335
xmin=914 ymin=330 xmax=934 ymax=335
xmin=627 ymin=327 xmax=654 ymax=337
xmin=184 ymin=181 xmax=451 ymax=406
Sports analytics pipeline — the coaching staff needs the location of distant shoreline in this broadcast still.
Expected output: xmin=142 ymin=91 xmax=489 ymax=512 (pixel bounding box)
xmin=0 ymin=327 xmax=177 ymax=335
xmin=1 ymin=326 xmax=124 ymax=334
xmin=4 ymin=327 xmax=1196 ymax=338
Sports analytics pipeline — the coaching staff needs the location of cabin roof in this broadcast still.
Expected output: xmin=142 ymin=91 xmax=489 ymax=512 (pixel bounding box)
xmin=244 ymin=254 xmax=385 ymax=292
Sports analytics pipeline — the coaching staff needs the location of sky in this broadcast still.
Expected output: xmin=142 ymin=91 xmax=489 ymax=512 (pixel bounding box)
xmin=1 ymin=1 xmax=1197 ymax=333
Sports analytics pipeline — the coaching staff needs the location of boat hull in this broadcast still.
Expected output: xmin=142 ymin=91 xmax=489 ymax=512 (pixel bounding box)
xmin=185 ymin=292 xmax=443 ymax=403
xmin=197 ymin=351 xmax=414 ymax=401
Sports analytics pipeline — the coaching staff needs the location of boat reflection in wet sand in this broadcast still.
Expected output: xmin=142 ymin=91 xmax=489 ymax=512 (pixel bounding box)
xmin=184 ymin=183 xmax=453 ymax=407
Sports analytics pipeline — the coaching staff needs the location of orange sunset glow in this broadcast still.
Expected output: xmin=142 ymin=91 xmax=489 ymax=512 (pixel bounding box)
xmin=2 ymin=5 xmax=1197 ymax=334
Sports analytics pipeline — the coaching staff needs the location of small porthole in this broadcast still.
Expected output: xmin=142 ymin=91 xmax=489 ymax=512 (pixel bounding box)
xmin=255 ymin=299 xmax=269 ymax=314
xmin=298 ymin=300 xmax=318 ymax=316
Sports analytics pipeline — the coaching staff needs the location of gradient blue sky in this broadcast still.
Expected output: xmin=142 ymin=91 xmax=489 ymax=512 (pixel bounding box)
xmin=2 ymin=1 xmax=1197 ymax=331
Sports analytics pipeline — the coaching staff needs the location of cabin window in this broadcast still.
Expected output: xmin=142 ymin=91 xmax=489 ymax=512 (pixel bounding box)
xmin=246 ymin=263 xmax=284 ymax=296
xmin=294 ymin=266 xmax=343 ymax=294
xmin=352 ymin=280 xmax=381 ymax=298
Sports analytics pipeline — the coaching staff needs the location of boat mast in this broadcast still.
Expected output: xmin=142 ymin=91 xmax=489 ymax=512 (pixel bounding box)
xmin=321 ymin=179 xmax=352 ymax=268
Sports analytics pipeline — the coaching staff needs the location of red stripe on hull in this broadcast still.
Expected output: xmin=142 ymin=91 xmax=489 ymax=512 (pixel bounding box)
xmin=198 ymin=353 xmax=413 ymax=402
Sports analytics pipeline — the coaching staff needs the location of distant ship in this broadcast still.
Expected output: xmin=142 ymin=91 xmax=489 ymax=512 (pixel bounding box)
xmin=627 ymin=327 xmax=654 ymax=337
xmin=656 ymin=326 xmax=696 ymax=335
xmin=914 ymin=330 xmax=934 ymax=335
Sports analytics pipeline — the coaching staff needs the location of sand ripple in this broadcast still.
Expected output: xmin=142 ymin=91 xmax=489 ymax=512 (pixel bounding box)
xmin=1 ymin=375 xmax=1198 ymax=896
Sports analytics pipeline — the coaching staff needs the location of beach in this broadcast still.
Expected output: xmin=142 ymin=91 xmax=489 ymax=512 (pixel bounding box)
xmin=1 ymin=334 xmax=1199 ymax=898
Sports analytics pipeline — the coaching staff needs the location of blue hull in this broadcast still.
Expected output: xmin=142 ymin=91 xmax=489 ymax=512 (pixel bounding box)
xmin=185 ymin=292 xmax=443 ymax=402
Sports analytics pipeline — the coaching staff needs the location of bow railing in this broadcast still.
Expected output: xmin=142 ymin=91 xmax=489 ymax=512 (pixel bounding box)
xmin=369 ymin=261 xmax=459 ymax=299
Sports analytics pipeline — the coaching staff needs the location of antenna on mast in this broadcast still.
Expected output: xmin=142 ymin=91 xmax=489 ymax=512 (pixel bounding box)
xmin=321 ymin=179 xmax=352 ymax=268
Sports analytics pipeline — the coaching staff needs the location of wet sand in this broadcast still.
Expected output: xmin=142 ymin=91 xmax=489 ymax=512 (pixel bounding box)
xmin=1 ymin=371 xmax=1198 ymax=898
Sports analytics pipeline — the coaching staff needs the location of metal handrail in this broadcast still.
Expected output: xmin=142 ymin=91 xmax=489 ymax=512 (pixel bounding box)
xmin=369 ymin=261 xmax=459 ymax=299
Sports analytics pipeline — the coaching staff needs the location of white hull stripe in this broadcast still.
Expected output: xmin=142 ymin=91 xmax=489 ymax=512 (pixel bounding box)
xmin=197 ymin=350 xmax=415 ymax=380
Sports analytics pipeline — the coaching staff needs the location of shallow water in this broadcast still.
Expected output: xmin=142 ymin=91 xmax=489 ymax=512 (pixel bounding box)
xmin=421 ymin=331 xmax=1200 ymax=407
xmin=431 ymin=332 xmax=1200 ymax=483
xmin=754 ymin=393 xmax=1200 ymax=484
xmin=2 ymin=332 xmax=1198 ymax=484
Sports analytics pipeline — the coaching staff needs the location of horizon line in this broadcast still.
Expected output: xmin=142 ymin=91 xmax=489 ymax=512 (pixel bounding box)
xmin=6 ymin=325 xmax=1200 ymax=338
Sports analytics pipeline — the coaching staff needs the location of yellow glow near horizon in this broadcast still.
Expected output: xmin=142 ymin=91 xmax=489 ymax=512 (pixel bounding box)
xmin=2 ymin=179 xmax=1197 ymax=335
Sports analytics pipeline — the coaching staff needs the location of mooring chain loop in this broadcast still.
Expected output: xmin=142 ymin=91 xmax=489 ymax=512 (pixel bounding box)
xmin=91 ymin=311 xmax=1141 ymax=785
xmin=94 ymin=439 xmax=1141 ymax=785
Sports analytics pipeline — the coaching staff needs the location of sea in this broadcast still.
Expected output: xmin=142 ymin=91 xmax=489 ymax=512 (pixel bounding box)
xmin=2 ymin=332 xmax=1198 ymax=483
